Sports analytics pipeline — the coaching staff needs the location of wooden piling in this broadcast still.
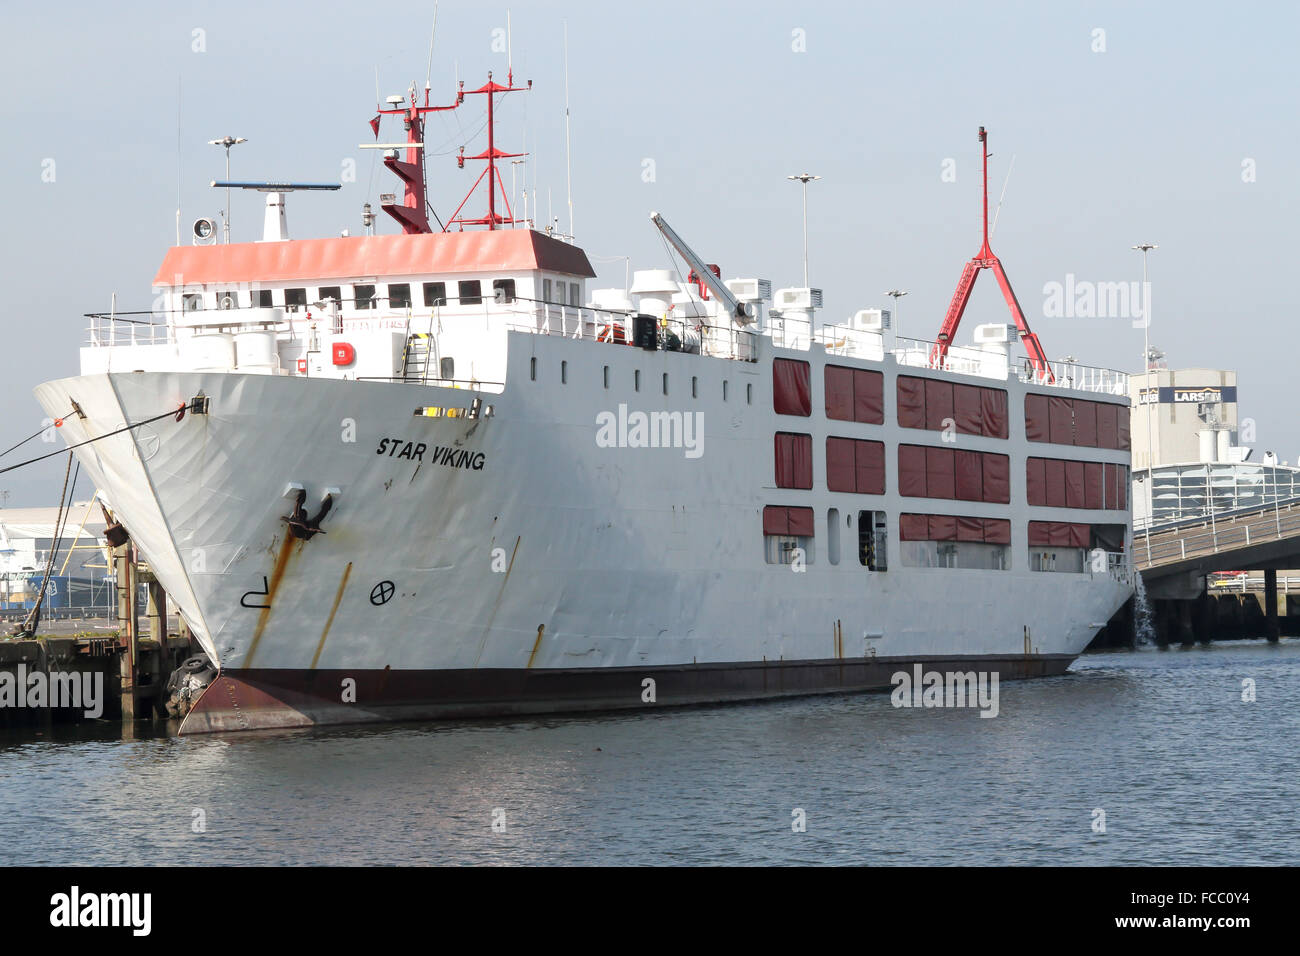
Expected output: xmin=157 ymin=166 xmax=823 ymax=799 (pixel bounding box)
xmin=1264 ymin=569 xmax=1280 ymax=642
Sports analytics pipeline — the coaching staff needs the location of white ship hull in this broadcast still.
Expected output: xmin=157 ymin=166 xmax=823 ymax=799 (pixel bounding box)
xmin=35 ymin=331 xmax=1132 ymax=732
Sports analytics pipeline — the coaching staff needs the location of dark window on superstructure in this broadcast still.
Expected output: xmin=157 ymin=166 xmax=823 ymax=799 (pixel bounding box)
xmin=543 ymin=278 xmax=553 ymax=302
xmin=570 ymin=282 xmax=580 ymax=306
xmin=182 ymin=293 xmax=202 ymax=313
xmin=317 ymin=286 xmax=341 ymax=306
xmin=254 ymin=289 xmax=273 ymax=308
xmin=603 ymin=365 xmax=610 ymax=389
xmin=423 ymin=282 xmax=447 ymax=307
xmin=858 ymin=510 xmax=889 ymax=571
xmin=389 ymin=283 xmax=412 ymax=309
xmin=458 ymin=280 xmax=482 ymax=305
xmin=825 ymin=365 xmax=885 ymax=424
xmin=775 ymin=433 xmax=814 ymax=490
xmin=493 ymin=279 xmax=516 ymax=303
xmin=773 ymin=358 xmax=812 ymax=416
xmin=354 ymin=284 xmax=377 ymax=309
xmin=284 ymin=288 xmax=308 ymax=311
xmin=216 ymin=290 xmax=237 ymax=310
xmin=635 ymin=370 xmax=641 ymax=392
xmin=561 ymin=360 xmax=568 ymax=384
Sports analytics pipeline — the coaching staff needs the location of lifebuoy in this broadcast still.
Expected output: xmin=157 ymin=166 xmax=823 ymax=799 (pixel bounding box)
xmin=597 ymin=323 xmax=628 ymax=344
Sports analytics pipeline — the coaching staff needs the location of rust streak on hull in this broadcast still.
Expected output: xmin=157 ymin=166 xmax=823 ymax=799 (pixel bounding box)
xmin=311 ymin=561 xmax=353 ymax=670
xmin=242 ymin=533 xmax=297 ymax=668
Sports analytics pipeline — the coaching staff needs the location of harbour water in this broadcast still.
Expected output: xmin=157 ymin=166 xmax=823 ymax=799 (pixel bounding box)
xmin=1 ymin=637 xmax=1296 ymax=866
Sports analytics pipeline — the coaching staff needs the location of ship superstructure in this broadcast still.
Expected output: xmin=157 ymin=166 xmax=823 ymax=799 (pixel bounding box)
xmin=33 ymin=73 xmax=1134 ymax=732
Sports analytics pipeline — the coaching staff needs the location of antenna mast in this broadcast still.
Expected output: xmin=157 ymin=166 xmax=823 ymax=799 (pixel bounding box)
xmin=930 ymin=127 xmax=1053 ymax=382
xmin=563 ymin=20 xmax=574 ymax=240
xmin=369 ymin=80 xmax=460 ymax=234
xmin=444 ymin=71 xmax=532 ymax=230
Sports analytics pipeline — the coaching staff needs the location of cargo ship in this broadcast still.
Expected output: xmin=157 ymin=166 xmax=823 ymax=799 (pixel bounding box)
xmin=32 ymin=69 xmax=1134 ymax=732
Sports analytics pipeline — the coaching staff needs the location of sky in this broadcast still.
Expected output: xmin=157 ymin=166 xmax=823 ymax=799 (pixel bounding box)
xmin=1 ymin=0 xmax=1296 ymax=505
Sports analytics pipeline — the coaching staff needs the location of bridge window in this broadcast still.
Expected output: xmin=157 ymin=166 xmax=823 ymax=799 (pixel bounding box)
xmin=389 ymin=283 xmax=412 ymax=309
xmin=254 ymin=289 xmax=273 ymax=308
xmin=354 ymin=284 xmax=377 ymax=310
xmin=423 ymin=282 xmax=447 ymax=307
xmin=284 ymin=288 xmax=308 ymax=311
xmin=182 ymin=293 xmax=202 ymax=312
xmin=216 ymin=290 xmax=237 ymax=310
xmin=317 ymin=286 xmax=341 ymax=306
xmin=763 ymin=505 xmax=815 ymax=566
xmin=493 ymin=279 xmax=516 ymax=304
xmin=569 ymin=282 xmax=580 ymax=306
xmin=543 ymin=278 xmax=553 ymax=302
xmin=900 ymin=514 xmax=1010 ymax=570
xmin=458 ymin=280 xmax=482 ymax=306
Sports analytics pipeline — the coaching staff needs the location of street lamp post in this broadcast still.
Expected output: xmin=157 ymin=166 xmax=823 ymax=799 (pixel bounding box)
xmin=884 ymin=289 xmax=909 ymax=339
xmin=1132 ymin=242 xmax=1157 ymax=561
xmin=208 ymin=135 xmax=248 ymax=244
xmin=787 ymin=173 xmax=821 ymax=287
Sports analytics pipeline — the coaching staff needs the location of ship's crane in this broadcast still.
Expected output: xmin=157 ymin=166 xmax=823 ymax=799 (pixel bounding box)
xmin=649 ymin=212 xmax=752 ymax=324
xmin=931 ymin=127 xmax=1054 ymax=383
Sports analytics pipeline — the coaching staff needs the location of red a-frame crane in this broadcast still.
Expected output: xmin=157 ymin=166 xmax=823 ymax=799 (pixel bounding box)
xmin=930 ymin=127 xmax=1054 ymax=383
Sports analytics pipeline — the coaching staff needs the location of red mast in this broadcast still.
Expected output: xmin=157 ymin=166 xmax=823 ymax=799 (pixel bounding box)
xmin=444 ymin=71 xmax=531 ymax=231
xmin=372 ymin=84 xmax=461 ymax=234
xmin=931 ymin=127 xmax=1054 ymax=383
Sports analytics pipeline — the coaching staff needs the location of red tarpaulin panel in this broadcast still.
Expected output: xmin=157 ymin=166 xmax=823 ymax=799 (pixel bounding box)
xmin=982 ymin=453 xmax=1010 ymax=504
xmin=981 ymin=388 xmax=1009 ymax=439
xmin=787 ymin=506 xmax=815 ymax=537
xmin=774 ymin=432 xmax=812 ymax=489
xmin=1117 ymin=406 xmax=1131 ymax=451
xmin=824 ymin=365 xmax=854 ymax=421
xmin=953 ymin=384 xmax=983 ymax=435
xmin=899 ymin=513 xmax=930 ymax=540
xmin=1049 ymin=397 xmax=1074 ymax=445
xmin=1074 ymin=401 xmax=1098 ymax=448
xmin=773 ymin=358 xmax=811 ymax=416
xmin=954 ymin=450 xmax=983 ymax=501
xmin=926 ymin=446 xmax=956 ymax=499
xmin=825 ymin=437 xmax=856 ymax=492
xmin=1065 ymin=460 xmax=1086 ymax=509
xmin=957 ymin=516 xmax=985 ymax=542
xmin=928 ymin=514 xmax=957 ymax=542
xmin=898 ymin=444 xmax=928 ymax=497
xmin=1096 ymin=402 xmax=1118 ymax=449
xmin=1026 ymin=457 xmax=1046 ymax=506
xmin=897 ymin=376 xmax=926 ymax=429
xmin=1069 ymin=523 xmax=1090 ymax=549
xmin=854 ymin=369 xmax=884 ymax=424
xmin=1084 ymin=461 xmax=1104 ymax=509
xmin=925 ymin=379 xmax=955 ymax=432
xmin=763 ymin=505 xmax=789 ymax=535
xmin=856 ymin=440 xmax=886 ymax=495
xmin=1044 ymin=458 xmax=1066 ymax=508
xmin=983 ymin=518 xmax=1011 ymax=544
xmin=1104 ymin=462 xmax=1118 ymax=510
xmin=1025 ymin=393 xmax=1050 ymax=442
xmin=1028 ymin=520 xmax=1052 ymax=546
xmin=1116 ymin=468 xmax=1127 ymax=509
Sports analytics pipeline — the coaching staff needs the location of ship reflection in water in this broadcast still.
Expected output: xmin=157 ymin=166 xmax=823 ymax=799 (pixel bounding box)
xmin=2 ymin=637 xmax=1295 ymax=866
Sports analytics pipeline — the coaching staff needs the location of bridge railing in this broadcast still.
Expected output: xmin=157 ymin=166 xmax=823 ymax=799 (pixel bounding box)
xmin=1136 ymin=498 xmax=1300 ymax=569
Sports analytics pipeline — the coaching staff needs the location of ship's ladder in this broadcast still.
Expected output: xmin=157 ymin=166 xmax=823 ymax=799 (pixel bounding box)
xmin=401 ymin=333 xmax=433 ymax=383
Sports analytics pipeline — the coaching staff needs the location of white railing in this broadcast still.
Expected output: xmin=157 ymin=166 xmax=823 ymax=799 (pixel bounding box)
xmin=892 ymin=336 xmax=1005 ymax=380
xmin=507 ymin=302 xmax=758 ymax=362
xmin=1101 ymin=550 xmax=1132 ymax=585
xmin=816 ymin=324 xmax=885 ymax=360
xmin=1017 ymin=357 xmax=1129 ymax=396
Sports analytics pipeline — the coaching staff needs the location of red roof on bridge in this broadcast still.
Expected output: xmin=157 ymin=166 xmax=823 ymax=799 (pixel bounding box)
xmin=153 ymin=229 xmax=595 ymax=287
